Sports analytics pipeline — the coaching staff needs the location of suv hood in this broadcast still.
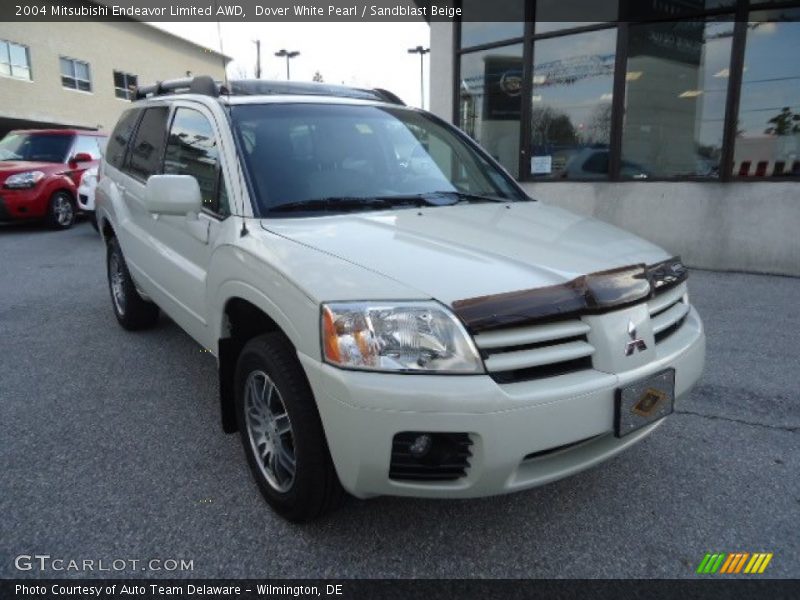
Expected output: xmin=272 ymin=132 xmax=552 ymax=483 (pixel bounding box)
xmin=261 ymin=202 xmax=669 ymax=305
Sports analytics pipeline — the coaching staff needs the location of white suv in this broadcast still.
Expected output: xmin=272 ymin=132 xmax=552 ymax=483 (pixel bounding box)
xmin=96 ymin=76 xmax=705 ymax=521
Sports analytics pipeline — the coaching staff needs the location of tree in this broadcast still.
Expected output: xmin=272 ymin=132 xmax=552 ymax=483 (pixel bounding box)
xmin=765 ymin=107 xmax=800 ymax=136
xmin=587 ymin=103 xmax=612 ymax=145
xmin=530 ymin=106 xmax=578 ymax=147
xmin=312 ymin=71 xmax=324 ymax=83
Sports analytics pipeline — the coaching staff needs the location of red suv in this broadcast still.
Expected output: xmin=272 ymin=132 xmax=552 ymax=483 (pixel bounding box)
xmin=0 ymin=129 xmax=107 ymax=229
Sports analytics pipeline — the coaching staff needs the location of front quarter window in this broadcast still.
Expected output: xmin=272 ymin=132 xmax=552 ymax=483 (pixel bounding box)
xmin=230 ymin=103 xmax=526 ymax=216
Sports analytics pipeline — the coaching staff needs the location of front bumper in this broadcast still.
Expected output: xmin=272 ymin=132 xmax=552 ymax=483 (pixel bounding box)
xmin=300 ymin=306 xmax=705 ymax=499
xmin=0 ymin=188 xmax=46 ymax=220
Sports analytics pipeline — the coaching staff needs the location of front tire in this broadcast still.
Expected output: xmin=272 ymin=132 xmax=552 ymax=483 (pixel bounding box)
xmin=46 ymin=191 xmax=75 ymax=230
xmin=106 ymin=237 xmax=159 ymax=330
xmin=235 ymin=333 xmax=344 ymax=522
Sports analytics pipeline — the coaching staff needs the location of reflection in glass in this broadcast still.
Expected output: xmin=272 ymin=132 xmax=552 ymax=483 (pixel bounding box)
xmin=622 ymin=20 xmax=733 ymax=178
xmin=461 ymin=23 xmax=524 ymax=49
xmin=529 ymin=29 xmax=616 ymax=179
xmin=460 ymin=0 xmax=523 ymax=48
xmin=624 ymin=0 xmax=736 ymax=21
xmin=534 ymin=0 xmax=617 ymax=35
xmin=459 ymin=44 xmax=523 ymax=177
xmin=735 ymin=10 xmax=800 ymax=177
xmin=164 ymin=108 xmax=224 ymax=212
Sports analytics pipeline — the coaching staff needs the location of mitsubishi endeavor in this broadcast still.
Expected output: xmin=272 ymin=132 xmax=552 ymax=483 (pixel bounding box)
xmin=95 ymin=76 xmax=705 ymax=522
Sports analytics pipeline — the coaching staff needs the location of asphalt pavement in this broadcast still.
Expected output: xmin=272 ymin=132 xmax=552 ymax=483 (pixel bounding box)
xmin=1 ymin=220 xmax=798 ymax=579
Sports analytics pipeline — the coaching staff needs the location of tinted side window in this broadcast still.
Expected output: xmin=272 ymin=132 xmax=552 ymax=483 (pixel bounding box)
xmin=164 ymin=108 xmax=228 ymax=216
xmin=106 ymin=109 xmax=139 ymax=169
xmin=125 ymin=106 xmax=169 ymax=180
xmin=73 ymin=135 xmax=102 ymax=159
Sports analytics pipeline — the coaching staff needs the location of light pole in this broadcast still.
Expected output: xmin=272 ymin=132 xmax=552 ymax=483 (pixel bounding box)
xmin=253 ymin=39 xmax=261 ymax=79
xmin=408 ymin=45 xmax=429 ymax=109
xmin=274 ymin=49 xmax=300 ymax=80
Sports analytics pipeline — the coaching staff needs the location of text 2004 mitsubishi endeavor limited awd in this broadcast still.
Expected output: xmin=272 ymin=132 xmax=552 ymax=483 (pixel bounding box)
xmin=96 ymin=77 xmax=705 ymax=521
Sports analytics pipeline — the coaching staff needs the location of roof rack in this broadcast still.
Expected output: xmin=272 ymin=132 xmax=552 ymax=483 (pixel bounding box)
xmin=134 ymin=75 xmax=219 ymax=100
xmin=133 ymin=75 xmax=405 ymax=106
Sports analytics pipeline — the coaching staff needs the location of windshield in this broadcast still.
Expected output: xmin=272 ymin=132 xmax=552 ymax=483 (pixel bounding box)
xmin=230 ymin=103 xmax=528 ymax=216
xmin=0 ymin=133 xmax=73 ymax=163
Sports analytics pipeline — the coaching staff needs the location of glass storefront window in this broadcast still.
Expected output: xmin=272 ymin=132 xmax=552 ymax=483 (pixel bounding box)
xmin=735 ymin=10 xmax=800 ymax=177
xmin=460 ymin=0 xmax=523 ymax=48
xmin=624 ymin=0 xmax=736 ymax=21
xmin=534 ymin=0 xmax=617 ymax=35
xmin=530 ymin=28 xmax=617 ymax=179
xmin=459 ymin=44 xmax=523 ymax=177
xmin=461 ymin=23 xmax=524 ymax=49
xmin=621 ymin=19 xmax=734 ymax=178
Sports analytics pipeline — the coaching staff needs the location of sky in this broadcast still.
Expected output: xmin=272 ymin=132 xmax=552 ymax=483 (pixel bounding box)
xmin=151 ymin=22 xmax=431 ymax=108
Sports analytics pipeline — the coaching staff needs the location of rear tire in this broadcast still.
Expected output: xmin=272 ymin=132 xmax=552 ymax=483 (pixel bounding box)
xmin=106 ymin=237 xmax=159 ymax=330
xmin=46 ymin=191 xmax=75 ymax=230
xmin=235 ymin=332 xmax=344 ymax=522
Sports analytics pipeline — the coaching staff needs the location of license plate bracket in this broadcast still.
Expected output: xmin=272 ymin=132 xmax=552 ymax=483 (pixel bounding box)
xmin=614 ymin=368 xmax=675 ymax=438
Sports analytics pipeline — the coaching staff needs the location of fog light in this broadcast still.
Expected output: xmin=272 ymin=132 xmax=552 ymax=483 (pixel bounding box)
xmin=409 ymin=434 xmax=433 ymax=458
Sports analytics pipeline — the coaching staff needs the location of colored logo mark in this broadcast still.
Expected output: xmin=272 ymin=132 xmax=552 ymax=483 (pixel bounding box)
xmin=696 ymin=552 xmax=773 ymax=574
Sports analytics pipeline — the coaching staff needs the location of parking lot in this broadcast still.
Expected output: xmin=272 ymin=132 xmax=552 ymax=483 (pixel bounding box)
xmin=1 ymin=220 xmax=798 ymax=579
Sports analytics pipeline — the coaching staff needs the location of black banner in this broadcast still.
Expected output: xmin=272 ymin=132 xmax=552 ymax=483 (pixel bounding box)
xmin=0 ymin=0 xmax=766 ymax=22
xmin=3 ymin=579 xmax=800 ymax=600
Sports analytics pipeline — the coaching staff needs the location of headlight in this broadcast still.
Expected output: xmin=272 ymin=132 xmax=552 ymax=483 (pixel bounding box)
xmin=4 ymin=171 xmax=45 ymax=189
xmin=321 ymin=301 xmax=483 ymax=373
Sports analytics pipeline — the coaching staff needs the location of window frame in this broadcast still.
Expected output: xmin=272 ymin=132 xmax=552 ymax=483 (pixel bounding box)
xmin=60 ymin=56 xmax=92 ymax=92
xmin=113 ymin=70 xmax=138 ymax=101
xmin=122 ymin=105 xmax=171 ymax=182
xmin=454 ymin=0 xmax=800 ymax=183
xmin=163 ymin=104 xmax=231 ymax=219
xmin=0 ymin=39 xmax=32 ymax=81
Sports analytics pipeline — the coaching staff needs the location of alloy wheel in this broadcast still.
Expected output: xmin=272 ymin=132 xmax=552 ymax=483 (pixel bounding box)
xmin=54 ymin=195 xmax=74 ymax=226
xmin=243 ymin=370 xmax=296 ymax=493
xmin=109 ymin=253 xmax=126 ymax=316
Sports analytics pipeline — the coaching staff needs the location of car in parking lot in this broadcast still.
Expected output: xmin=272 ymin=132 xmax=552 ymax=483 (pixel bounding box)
xmin=96 ymin=76 xmax=705 ymax=522
xmin=0 ymin=128 xmax=106 ymax=229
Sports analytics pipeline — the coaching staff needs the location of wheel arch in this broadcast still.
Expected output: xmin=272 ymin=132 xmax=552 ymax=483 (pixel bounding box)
xmin=218 ymin=294 xmax=303 ymax=434
xmin=99 ymin=215 xmax=116 ymax=243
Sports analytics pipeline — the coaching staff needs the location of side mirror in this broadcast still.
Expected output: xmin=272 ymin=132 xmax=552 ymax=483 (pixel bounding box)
xmin=70 ymin=152 xmax=93 ymax=166
xmin=145 ymin=174 xmax=202 ymax=215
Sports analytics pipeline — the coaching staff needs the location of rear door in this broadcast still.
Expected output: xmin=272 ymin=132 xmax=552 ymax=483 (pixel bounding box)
xmin=114 ymin=105 xmax=172 ymax=306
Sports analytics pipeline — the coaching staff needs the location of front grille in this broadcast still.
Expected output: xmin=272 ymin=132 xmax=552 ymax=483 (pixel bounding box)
xmin=0 ymin=196 xmax=9 ymax=220
xmin=473 ymin=319 xmax=595 ymax=384
xmin=389 ymin=432 xmax=472 ymax=482
xmin=647 ymin=283 xmax=689 ymax=344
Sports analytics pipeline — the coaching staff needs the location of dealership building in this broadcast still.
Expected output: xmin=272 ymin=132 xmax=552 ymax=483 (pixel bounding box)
xmin=428 ymin=1 xmax=800 ymax=276
xmin=0 ymin=21 xmax=228 ymax=136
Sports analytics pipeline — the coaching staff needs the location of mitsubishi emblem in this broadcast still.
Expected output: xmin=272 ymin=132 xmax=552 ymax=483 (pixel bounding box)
xmin=624 ymin=320 xmax=648 ymax=356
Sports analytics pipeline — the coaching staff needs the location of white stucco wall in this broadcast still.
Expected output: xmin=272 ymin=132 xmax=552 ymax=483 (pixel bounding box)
xmin=0 ymin=21 xmax=227 ymax=133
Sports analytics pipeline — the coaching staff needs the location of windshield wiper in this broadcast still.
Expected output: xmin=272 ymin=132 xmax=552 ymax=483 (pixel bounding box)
xmin=268 ymin=195 xmax=437 ymax=214
xmin=267 ymin=192 xmax=515 ymax=215
xmin=429 ymin=191 xmax=512 ymax=204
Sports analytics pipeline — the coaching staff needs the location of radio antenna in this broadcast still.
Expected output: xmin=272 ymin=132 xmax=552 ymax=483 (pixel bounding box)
xmin=214 ymin=3 xmax=230 ymax=93
xmin=212 ymin=4 xmax=248 ymax=234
